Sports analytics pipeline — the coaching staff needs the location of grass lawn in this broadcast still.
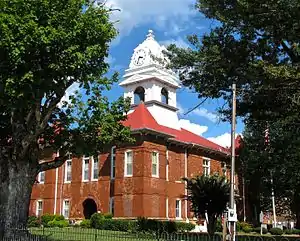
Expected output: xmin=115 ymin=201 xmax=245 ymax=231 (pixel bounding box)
xmin=29 ymin=228 xmax=158 ymax=241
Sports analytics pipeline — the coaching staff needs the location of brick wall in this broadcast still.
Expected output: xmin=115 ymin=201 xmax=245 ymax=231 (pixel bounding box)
xmin=30 ymin=135 xmax=231 ymax=221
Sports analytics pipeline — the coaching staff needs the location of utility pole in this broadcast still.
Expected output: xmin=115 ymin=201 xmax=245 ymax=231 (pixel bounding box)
xmin=228 ymin=82 xmax=237 ymax=241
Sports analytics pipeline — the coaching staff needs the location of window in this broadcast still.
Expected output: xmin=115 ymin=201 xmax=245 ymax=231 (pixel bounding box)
xmin=38 ymin=171 xmax=45 ymax=184
xmin=82 ymin=156 xmax=90 ymax=181
xmin=203 ymin=158 xmax=210 ymax=176
xmin=91 ymin=155 xmax=99 ymax=181
xmin=36 ymin=200 xmax=43 ymax=217
xmin=134 ymin=86 xmax=145 ymax=104
xmin=109 ymin=197 xmax=114 ymax=216
xmin=111 ymin=146 xmax=116 ymax=179
xmin=161 ymin=88 xmax=169 ymax=104
xmin=124 ymin=151 xmax=133 ymax=177
xmin=64 ymin=159 xmax=72 ymax=183
xmin=175 ymin=199 xmax=181 ymax=219
xmin=151 ymin=152 xmax=159 ymax=177
xmin=63 ymin=200 xmax=70 ymax=219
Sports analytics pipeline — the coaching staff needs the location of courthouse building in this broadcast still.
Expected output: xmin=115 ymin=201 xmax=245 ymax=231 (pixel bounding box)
xmin=29 ymin=30 xmax=233 ymax=222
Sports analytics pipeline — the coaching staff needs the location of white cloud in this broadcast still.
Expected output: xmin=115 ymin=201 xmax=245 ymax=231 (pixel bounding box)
xmin=177 ymin=102 xmax=185 ymax=115
xmin=160 ymin=37 xmax=190 ymax=49
xmin=193 ymin=108 xmax=218 ymax=123
xmin=105 ymin=0 xmax=195 ymax=42
xmin=207 ymin=133 xmax=240 ymax=148
xmin=178 ymin=119 xmax=208 ymax=136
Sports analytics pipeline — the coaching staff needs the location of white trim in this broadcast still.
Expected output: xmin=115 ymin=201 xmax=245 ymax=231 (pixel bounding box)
xmin=82 ymin=156 xmax=90 ymax=182
xmin=166 ymin=148 xmax=169 ymax=181
xmin=36 ymin=199 xmax=43 ymax=217
xmin=62 ymin=199 xmax=70 ymax=219
xmin=151 ymin=151 xmax=159 ymax=178
xmin=37 ymin=171 xmax=45 ymax=184
xmin=91 ymin=155 xmax=99 ymax=181
xmin=175 ymin=199 xmax=182 ymax=220
xmin=109 ymin=197 xmax=114 ymax=215
xmin=64 ymin=159 xmax=72 ymax=183
xmin=166 ymin=197 xmax=169 ymax=219
xmin=203 ymin=157 xmax=211 ymax=176
xmin=124 ymin=150 xmax=133 ymax=177
xmin=111 ymin=146 xmax=116 ymax=179
xmin=54 ymin=168 xmax=58 ymax=214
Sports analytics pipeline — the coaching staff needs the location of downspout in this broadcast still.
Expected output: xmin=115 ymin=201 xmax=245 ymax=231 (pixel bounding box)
xmin=184 ymin=148 xmax=188 ymax=222
xmin=166 ymin=145 xmax=169 ymax=219
xmin=54 ymin=151 xmax=59 ymax=214
xmin=59 ymin=158 xmax=64 ymax=215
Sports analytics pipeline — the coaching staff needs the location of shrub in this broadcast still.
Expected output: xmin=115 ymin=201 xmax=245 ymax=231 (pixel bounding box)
xmin=175 ymin=222 xmax=195 ymax=232
xmin=27 ymin=216 xmax=40 ymax=227
xmin=269 ymin=228 xmax=283 ymax=235
xmin=41 ymin=214 xmax=65 ymax=227
xmin=90 ymin=213 xmax=105 ymax=229
xmin=80 ymin=219 xmax=91 ymax=228
xmin=48 ymin=220 xmax=69 ymax=228
xmin=292 ymin=229 xmax=300 ymax=235
xmin=284 ymin=229 xmax=294 ymax=235
xmin=238 ymin=222 xmax=253 ymax=233
xmin=253 ymin=227 xmax=268 ymax=234
xmin=103 ymin=213 xmax=113 ymax=219
xmin=215 ymin=219 xmax=222 ymax=232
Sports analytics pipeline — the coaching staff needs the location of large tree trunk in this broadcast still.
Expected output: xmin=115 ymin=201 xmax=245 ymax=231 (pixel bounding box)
xmin=0 ymin=159 xmax=37 ymax=240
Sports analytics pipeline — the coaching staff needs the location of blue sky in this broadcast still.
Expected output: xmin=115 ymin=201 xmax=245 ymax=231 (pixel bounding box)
xmin=65 ymin=0 xmax=244 ymax=148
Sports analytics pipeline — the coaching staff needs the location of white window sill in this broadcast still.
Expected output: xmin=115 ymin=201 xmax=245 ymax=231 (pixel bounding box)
xmin=38 ymin=182 xmax=45 ymax=184
xmin=175 ymin=181 xmax=182 ymax=183
xmin=64 ymin=181 xmax=71 ymax=184
xmin=175 ymin=217 xmax=182 ymax=220
xmin=124 ymin=175 xmax=133 ymax=177
xmin=152 ymin=175 xmax=159 ymax=178
xmin=82 ymin=180 xmax=89 ymax=182
xmin=91 ymin=179 xmax=98 ymax=182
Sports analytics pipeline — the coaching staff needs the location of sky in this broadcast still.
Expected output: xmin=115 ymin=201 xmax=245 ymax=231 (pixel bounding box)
xmin=65 ymin=0 xmax=244 ymax=148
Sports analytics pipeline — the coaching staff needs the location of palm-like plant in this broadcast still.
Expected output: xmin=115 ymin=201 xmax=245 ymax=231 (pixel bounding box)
xmin=183 ymin=173 xmax=230 ymax=235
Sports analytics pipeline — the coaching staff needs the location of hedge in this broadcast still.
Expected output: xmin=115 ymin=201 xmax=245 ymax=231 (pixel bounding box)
xmin=89 ymin=215 xmax=195 ymax=233
xmin=270 ymin=228 xmax=283 ymax=235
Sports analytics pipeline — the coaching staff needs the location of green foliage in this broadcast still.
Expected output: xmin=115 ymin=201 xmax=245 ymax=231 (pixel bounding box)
xmin=237 ymin=222 xmax=253 ymax=233
xmin=27 ymin=216 xmax=40 ymax=227
xmin=90 ymin=213 xmax=105 ymax=228
xmin=215 ymin=219 xmax=222 ymax=232
xmin=41 ymin=214 xmax=65 ymax=227
xmin=48 ymin=219 xmax=69 ymax=228
xmin=183 ymin=173 xmax=229 ymax=235
xmin=269 ymin=228 xmax=283 ymax=235
xmin=0 ymin=0 xmax=134 ymax=228
xmin=103 ymin=213 xmax=113 ymax=219
xmin=80 ymin=219 xmax=91 ymax=228
xmin=252 ymin=227 xmax=268 ymax=234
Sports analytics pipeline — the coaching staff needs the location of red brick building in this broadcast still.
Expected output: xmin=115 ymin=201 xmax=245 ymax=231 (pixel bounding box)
xmin=29 ymin=30 xmax=234 ymax=224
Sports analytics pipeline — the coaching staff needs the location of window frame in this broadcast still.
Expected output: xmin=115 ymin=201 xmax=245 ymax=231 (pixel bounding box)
xmin=62 ymin=199 xmax=70 ymax=219
xmin=82 ymin=156 xmax=90 ymax=182
xmin=111 ymin=146 xmax=116 ymax=179
xmin=36 ymin=200 xmax=43 ymax=217
xmin=203 ymin=157 xmax=211 ymax=177
xmin=161 ymin=87 xmax=169 ymax=105
xmin=64 ymin=159 xmax=72 ymax=183
xmin=91 ymin=155 xmax=99 ymax=181
xmin=124 ymin=150 xmax=133 ymax=177
xmin=151 ymin=151 xmax=159 ymax=178
xmin=175 ymin=199 xmax=182 ymax=219
xmin=38 ymin=171 xmax=45 ymax=184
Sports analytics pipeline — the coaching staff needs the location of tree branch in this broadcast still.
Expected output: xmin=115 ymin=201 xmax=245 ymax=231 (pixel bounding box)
xmin=39 ymin=156 xmax=67 ymax=172
xmin=281 ymin=40 xmax=299 ymax=63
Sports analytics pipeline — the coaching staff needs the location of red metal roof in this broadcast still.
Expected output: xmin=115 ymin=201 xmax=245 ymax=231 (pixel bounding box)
xmin=123 ymin=103 xmax=230 ymax=155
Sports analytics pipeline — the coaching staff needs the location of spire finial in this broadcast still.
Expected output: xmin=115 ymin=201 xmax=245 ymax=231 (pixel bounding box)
xmin=146 ymin=29 xmax=154 ymax=39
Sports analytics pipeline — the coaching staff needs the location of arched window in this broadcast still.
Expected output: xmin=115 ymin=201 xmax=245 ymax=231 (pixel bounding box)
xmin=134 ymin=86 xmax=145 ymax=104
xmin=161 ymin=88 xmax=168 ymax=105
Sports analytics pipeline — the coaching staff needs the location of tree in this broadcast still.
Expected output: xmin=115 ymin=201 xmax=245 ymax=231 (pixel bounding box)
xmin=0 ymin=0 xmax=133 ymax=238
xmin=167 ymin=0 xmax=300 ymax=122
xmin=183 ymin=174 xmax=230 ymax=235
xmin=238 ymin=118 xmax=300 ymax=226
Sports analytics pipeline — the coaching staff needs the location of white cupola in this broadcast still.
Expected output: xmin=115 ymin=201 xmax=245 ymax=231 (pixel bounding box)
xmin=119 ymin=30 xmax=181 ymax=130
